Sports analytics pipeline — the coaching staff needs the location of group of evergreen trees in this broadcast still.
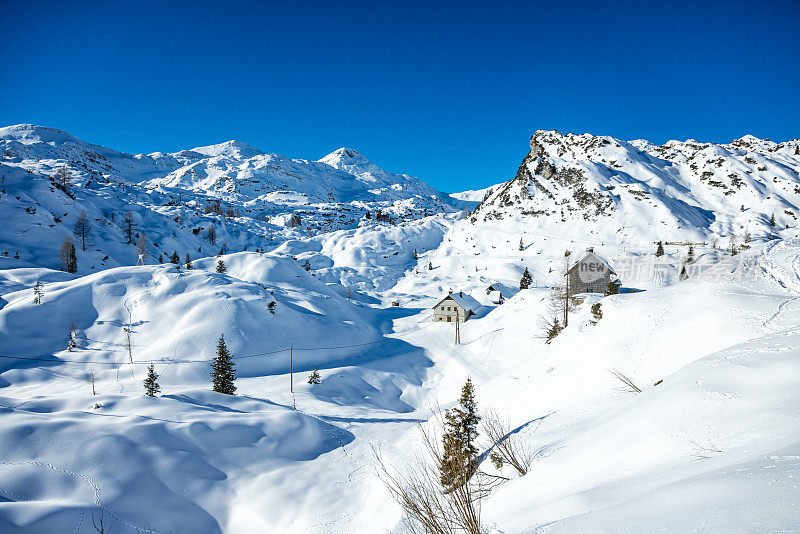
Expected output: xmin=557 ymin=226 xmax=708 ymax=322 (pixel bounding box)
xmin=140 ymin=335 xmax=237 ymax=397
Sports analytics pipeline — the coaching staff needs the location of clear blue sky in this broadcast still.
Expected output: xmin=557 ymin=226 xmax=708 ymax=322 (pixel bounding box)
xmin=1 ymin=1 xmax=798 ymax=192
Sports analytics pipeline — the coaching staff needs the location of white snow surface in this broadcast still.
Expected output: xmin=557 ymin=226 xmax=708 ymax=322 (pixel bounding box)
xmin=1 ymin=125 xmax=800 ymax=532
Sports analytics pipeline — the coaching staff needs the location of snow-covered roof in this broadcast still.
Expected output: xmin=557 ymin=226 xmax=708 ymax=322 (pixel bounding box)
xmin=488 ymin=290 xmax=504 ymax=301
xmin=433 ymin=292 xmax=482 ymax=312
xmin=568 ymin=251 xmax=616 ymax=275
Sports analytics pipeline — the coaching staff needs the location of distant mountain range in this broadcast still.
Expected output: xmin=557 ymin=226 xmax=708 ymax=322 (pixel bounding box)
xmin=0 ymin=124 xmax=466 ymax=272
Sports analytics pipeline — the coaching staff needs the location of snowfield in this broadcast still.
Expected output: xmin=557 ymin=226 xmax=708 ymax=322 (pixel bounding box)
xmin=1 ymin=125 xmax=800 ymax=532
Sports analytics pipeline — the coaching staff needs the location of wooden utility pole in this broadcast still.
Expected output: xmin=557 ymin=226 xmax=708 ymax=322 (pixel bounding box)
xmin=564 ymin=268 xmax=570 ymax=328
xmin=290 ymin=347 xmax=293 ymax=393
xmin=454 ymin=309 xmax=461 ymax=345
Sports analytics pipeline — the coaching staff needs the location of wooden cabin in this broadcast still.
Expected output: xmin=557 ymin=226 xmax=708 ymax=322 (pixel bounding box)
xmin=567 ymin=248 xmax=619 ymax=294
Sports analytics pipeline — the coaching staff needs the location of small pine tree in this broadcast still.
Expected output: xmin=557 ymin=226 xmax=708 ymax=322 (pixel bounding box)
xmin=655 ymin=241 xmax=665 ymax=257
xmin=605 ymin=280 xmax=620 ymax=295
xmin=590 ymin=302 xmax=603 ymax=324
xmin=33 ymin=281 xmax=43 ymax=305
xmin=211 ymin=335 xmax=236 ymax=395
xmin=545 ymin=317 xmax=562 ymax=343
xmin=308 ymin=367 xmax=321 ymax=385
xmin=687 ymin=245 xmax=695 ymax=264
xmin=519 ymin=238 xmax=524 ymax=251
xmin=267 ymin=301 xmax=276 ymax=315
xmin=122 ymin=211 xmax=135 ymax=244
xmin=143 ymin=364 xmax=160 ymax=397
xmin=185 ymin=253 xmax=193 ymax=270
xmin=158 ymin=254 xmax=163 ymax=264
xmin=413 ymin=248 xmax=418 ymax=259
xmin=302 ymin=259 xmax=311 ymax=271
xmin=170 ymin=251 xmax=180 ymax=264
xmin=519 ymin=267 xmax=532 ymax=290
xmin=440 ymin=378 xmax=480 ymax=489
xmin=428 ymin=262 xmax=433 ymax=270
xmin=769 ymin=213 xmax=776 ymax=227
xmin=216 ymin=260 xmax=227 ymax=273
xmin=67 ymin=322 xmax=77 ymax=351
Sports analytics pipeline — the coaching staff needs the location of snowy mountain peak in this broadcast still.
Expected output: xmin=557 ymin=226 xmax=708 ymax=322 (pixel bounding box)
xmin=470 ymin=128 xmax=800 ymax=244
xmin=319 ymin=147 xmax=381 ymax=174
xmin=0 ymin=123 xmax=88 ymax=146
xmin=189 ymin=139 xmax=265 ymax=159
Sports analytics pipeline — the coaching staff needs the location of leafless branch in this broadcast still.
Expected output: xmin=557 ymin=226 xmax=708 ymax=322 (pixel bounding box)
xmin=610 ymin=368 xmax=642 ymax=393
xmin=481 ymin=409 xmax=533 ymax=477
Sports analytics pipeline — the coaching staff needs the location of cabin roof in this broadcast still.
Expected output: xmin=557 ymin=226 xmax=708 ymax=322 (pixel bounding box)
xmin=567 ymin=251 xmax=616 ymax=275
xmin=433 ymin=292 xmax=481 ymax=312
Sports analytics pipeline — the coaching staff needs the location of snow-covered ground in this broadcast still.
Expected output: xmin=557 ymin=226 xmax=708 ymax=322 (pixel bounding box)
xmin=2 ymin=125 xmax=800 ymax=532
xmin=1 ymin=237 xmax=799 ymax=532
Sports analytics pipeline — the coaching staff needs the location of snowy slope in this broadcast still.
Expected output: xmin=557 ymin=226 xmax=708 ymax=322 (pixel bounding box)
xmin=0 ymin=235 xmax=799 ymax=533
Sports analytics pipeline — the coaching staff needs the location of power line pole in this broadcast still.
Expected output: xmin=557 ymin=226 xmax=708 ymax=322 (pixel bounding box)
xmin=564 ymin=262 xmax=570 ymax=328
xmin=454 ymin=309 xmax=461 ymax=345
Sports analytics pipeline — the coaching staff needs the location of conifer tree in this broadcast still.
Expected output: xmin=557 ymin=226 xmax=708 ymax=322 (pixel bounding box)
xmin=185 ymin=253 xmax=193 ymax=270
xmin=267 ymin=301 xmax=277 ymax=315
xmin=687 ymin=245 xmax=695 ymax=264
xmin=519 ymin=238 xmax=524 ymax=251
xmin=136 ymin=232 xmax=149 ymax=262
xmin=519 ymin=267 xmax=532 ymax=290
xmin=59 ymin=236 xmax=78 ymax=273
xmin=308 ymin=367 xmax=321 ymax=385
xmin=216 ymin=260 xmax=227 ymax=273
xmin=440 ymin=378 xmax=480 ymax=489
xmin=656 ymin=241 xmax=665 ymax=257
xmin=413 ymin=248 xmax=418 ymax=260
xmin=54 ymin=165 xmax=71 ymax=191
xmin=143 ymin=364 xmax=160 ymax=397
xmin=605 ymin=280 xmax=620 ymax=296
xmin=211 ymin=335 xmax=236 ymax=395
xmin=158 ymin=254 xmax=163 ymax=264
xmin=67 ymin=330 xmax=77 ymax=351
xmin=73 ymin=210 xmax=92 ymax=251
xmin=545 ymin=317 xmax=562 ymax=343
xmin=207 ymin=225 xmax=217 ymax=245
xmin=428 ymin=262 xmax=433 ymax=270
xmin=769 ymin=213 xmax=776 ymax=227
xmin=170 ymin=251 xmax=180 ymax=264
xmin=122 ymin=211 xmax=135 ymax=244
xmin=33 ymin=281 xmax=43 ymax=305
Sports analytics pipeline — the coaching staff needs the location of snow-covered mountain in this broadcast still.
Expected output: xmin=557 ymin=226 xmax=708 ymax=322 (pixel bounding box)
xmin=472 ymin=129 xmax=800 ymax=243
xmin=0 ymin=124 xmax=467 ymax=274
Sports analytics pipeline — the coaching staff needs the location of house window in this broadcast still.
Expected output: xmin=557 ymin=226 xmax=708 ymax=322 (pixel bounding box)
xmin=447 ymin=316 xmax=451 ymax=322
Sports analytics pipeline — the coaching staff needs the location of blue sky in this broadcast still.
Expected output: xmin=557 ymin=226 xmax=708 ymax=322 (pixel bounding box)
xmin=1 ymin=1 xmax=798 ymax=192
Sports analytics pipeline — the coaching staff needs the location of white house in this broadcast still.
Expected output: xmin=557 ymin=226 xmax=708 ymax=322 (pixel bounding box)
xmin=432 ymin=291 xmax=481 ymax=322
